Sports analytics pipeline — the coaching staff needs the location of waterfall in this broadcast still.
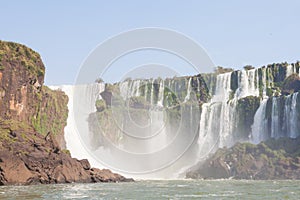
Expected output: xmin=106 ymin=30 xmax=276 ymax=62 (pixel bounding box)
xmin=262 ymin=67 xmax=267 ymax=97
xmin=251 ymin=92 xmax=299 ymax=143
xmin=246 ymin=69 xmax=259 ymax=97
xmin=132 ymin=79 xmax=140 ymax=96
xmin=198 ymin=72 xmax=237 ymax=157
xmin=210 ymin=72 xmax=231 ymax=102
xmin=286 ymin=64 xmax=297 ymax=77
xmin=49 ymin=83 xmax=105 ymax=168
xmin=271 ymin=97 xmax=280 ymax=138
xmin=119 ymin=81 xmax=130 ymax=100
xmin=150 ymin=79 xmax=155 ymax=106
xmin=284 ymin=93 xmax=299 ymax=138
xmin=198 ymin=65 xmax=300 ymax=157
xmin=236 ymin=69 xmax=259 ymax=98
xmin=49 ymin=62 xmax=300 ymax=178
xmin=144 ymin=80 xmax=148 ymax=101
xmin=250 ymin=64 xmax=300 ymax=143
xmin=157 ymin=79 xmax=164 ymax=107
xmin=251 ymin=98 xmax=268 ymax=144
xmin=184 ymin=77 xmax=192 ymax=102
xmin=63 ymin=77 xmax=199 ymax=178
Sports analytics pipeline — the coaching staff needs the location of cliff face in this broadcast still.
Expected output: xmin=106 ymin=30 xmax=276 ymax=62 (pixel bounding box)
xmin=0 ymin=41 xmax=45 ymax=122
xmin=0 ymin=41 xmax=67 ymax=149
xmin=0 ymin=41 xmax=132 ymax=185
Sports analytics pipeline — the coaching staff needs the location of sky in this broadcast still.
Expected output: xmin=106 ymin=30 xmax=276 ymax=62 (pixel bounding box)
xmin=1 ymin=0 xmax=300 ymax=85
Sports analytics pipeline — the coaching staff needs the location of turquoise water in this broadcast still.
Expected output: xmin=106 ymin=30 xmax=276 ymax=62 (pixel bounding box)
xmin=0 ymin=180 xmax=299 ymax=199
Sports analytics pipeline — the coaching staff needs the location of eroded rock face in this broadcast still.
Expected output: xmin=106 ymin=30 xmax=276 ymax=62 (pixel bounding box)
xmin=0 ymin=41 xmax=133 ymax=185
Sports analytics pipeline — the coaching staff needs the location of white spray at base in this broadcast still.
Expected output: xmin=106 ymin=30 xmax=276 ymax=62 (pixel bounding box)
xmin=49 ymin=63 xmax=300 ymax=178
xmin=51 ymin=78 xmax=201 ymax=179
xmin=49 ymin=84 xmax=106 ymax=169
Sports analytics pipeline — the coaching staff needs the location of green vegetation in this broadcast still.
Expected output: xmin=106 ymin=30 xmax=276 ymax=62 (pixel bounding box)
xmin=31 ymin=86 xmax=68 ymax=137
xmin=0 ymin=40 xmax=45 ymax=79
xmin=194 ymin=136 xmax=300 ymax=179
xmin=0 ymin=119 xmax=32 ymax=144
xmin=62 ymin=149 xmax=71 ymax=155
xmin=95 ymin=99 xmax=106 ymax=112
xmin=236 ymin=96 xmax=260 ymax=139
xmin=163 ymin=87 xmax=179 ymax=107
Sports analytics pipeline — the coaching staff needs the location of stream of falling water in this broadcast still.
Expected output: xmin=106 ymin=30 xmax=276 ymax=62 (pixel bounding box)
xmin=50 ymin=65 xmax=300 ymax=178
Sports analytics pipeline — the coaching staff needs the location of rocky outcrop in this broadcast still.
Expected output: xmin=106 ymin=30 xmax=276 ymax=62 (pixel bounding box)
xmin=235 ymin=96 xmax=261 ymax=139
xmin=0 ymin=41 xmax=69 ymax=149
xmin=282 ymin=73 xmax=300 ymax=95
xmin=0 ymin=41 xmax=133 ymax=185
xmin=0 ymin=120 xmax=132 ymax=185
xmin=186 ymin=137 xmax=300 ymax=180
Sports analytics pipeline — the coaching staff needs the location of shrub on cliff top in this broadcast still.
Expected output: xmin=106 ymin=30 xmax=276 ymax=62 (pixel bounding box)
xmin=243 ymin=65 xmax=255 ymax=70
xmin=214 ymin=66 xmax=234 ymax=74
xmin=0 ymin=40 xmax=45 ymax=80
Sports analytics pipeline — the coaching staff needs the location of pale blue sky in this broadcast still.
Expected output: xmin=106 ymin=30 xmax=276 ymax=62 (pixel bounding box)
xmin=1 ymin=0 xmax=299 ymax=85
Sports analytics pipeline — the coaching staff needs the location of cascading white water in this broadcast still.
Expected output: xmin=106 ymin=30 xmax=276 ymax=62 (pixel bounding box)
xmin=235 ymin=69 xmax=260 ymax=98
xmin=251 ymin=92 xmax=299 ymax=143
xmin=199 ymin=65 xmax=300 ymax=156
xmin=212 ymin=72 xmax=232 ymax=102
xmin=184 ymin=77 xmax=192 ymax=102
xmin=150 ymin=79 xmax=155 ymax=106
xmin=262 ymin=67 xmax=268 ymax=97
xmin=119 ymin=81 xmax=130 ymax=100
xmin=250 ymin=64 xmax=300 ymax=143
xmin=251 ymin=98 xmax=268 ymax=144
xmin=157 ymin=79 xmax=164 ymax=107
xmin=198 ymin=72 xmax=237 ymax=157
xmin=49 ymin=83 xmax=105 ymax=168
xmin=144 ymin=80 xmax=148 ymax=101
xmin=49 ymin=63 xmax=300 ymax=178
xmin=132 ymin=79 xmax=140 ymax=96
xmin=285 ymin=93 xmax=298 ymax=138
xmin=246 ymin=69 xmax=260 ymax=97
xmin=271 ymin=97 xmax=280 ymax=138
xmin=286 ymin=64 xmax=297 ymax=77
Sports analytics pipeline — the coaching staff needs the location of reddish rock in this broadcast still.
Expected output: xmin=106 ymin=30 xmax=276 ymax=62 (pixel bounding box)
xmin=0 ymin=128 xmax=133 ymax=185
xmin=0 ymin=41 xmax=133 ymax=185
xmin=79 ymin=159 xmax=91 ymax=170
xmin=0 ymin=151 xmax=34 ymax=185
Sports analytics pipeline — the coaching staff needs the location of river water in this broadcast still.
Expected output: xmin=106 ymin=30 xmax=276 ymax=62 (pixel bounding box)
xmin=0 ymin=180 xmax=299 ymax=199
